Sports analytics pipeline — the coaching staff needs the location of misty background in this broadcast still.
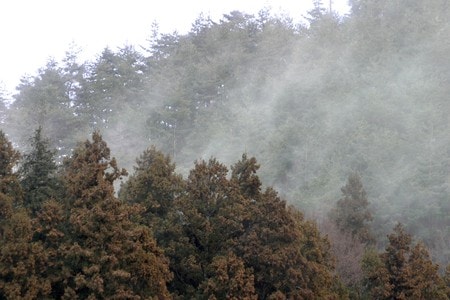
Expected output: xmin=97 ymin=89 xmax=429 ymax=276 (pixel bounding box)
xmin=0 ymin=0 xmax=449 ymax=267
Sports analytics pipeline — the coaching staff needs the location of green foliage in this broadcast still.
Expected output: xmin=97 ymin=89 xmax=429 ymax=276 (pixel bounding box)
xmin=123 ymin=151 xmax=343 ymax=299
xmin=7 ymin=60 xmax=84 ymax=158
xmin=19 ymin=127 xmax=61 ymax=215
xmin=119 ymin=146 xmax=184 ymax=221
xmin=331 ymin=173 xmax=374 ymax=244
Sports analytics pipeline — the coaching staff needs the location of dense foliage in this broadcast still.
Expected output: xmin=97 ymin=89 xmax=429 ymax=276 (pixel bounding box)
xmin=0 ymin=131 xmax=345 ymax=298
xmin=1 ymin=0 xmax=449 ymax=298
xmin=0 ymin=129 xmax=449 ymax=298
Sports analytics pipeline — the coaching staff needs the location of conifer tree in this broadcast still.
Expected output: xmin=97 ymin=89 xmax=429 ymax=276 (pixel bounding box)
xmin=382 ymin=223 xmax=414 ymax=298
xmin=0 ymin=130 xmax=22 ymax=212
xmin=32 ymin=199 xmax=67 ymax=298
xmin=8 ymin=60 xmax=83 ymax=159
xmin=408 ymin=242 xmax=448 ymax=299
xmin=0 ymin=208 xmax=52 ymax=299
xmin=166 ymin=158 xmax=236 ymax=298
xmin=19 ymin=127 xmax=61 ymax=215
xmin=361 ymin=247 xmax=393 ymax=299
xmin=444 ymin=264 xmax=450 ymax=297
xmin=60 ymin=132 xmax=172 ymax=298
xmin=365 ymin=223 xmax=448 ymax=299
xmin=230 ymin=153 xmax=261 ymax=198
xmin=130 ymin=153 xmax=344 ymax=299
xmin=0 ymin=132 xmax=52 ymax=299
xmin=331 ymin=173 xmax=374 ymax=244
xmin=119 ymin=146 xmax=184 ymax=224
xmin=199 ymin=252 xmax=257 ymax=299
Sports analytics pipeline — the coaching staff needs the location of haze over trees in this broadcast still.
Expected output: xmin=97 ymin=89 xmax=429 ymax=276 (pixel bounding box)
xmin=1 ymin=0 xmax=449 ymax=298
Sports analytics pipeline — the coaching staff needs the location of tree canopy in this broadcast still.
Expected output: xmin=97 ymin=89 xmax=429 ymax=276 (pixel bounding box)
xmin=1 ymin=0 xmax=449 ymax=297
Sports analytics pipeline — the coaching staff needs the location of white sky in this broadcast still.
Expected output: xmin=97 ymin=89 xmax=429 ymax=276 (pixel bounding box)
xmin=0 ymin=0 xmax=349 ymax=95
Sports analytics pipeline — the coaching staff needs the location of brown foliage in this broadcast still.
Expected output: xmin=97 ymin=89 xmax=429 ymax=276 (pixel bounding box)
xmin=364 ymin=223 xmax=448 ymax=299
xmin=126 ymin=153 xmax=344 ymax=299
xmin=0 ymin=209 xmax=52 ymax=299
xmin=58 ymin=132 xmax=172 ymax=299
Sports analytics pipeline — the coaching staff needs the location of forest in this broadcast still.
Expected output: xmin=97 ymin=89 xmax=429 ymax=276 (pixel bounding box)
xmin=0 ymin=0 xmax=449 ymax=298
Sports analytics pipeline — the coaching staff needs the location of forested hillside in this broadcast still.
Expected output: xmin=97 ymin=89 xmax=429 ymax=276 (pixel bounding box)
xmin=0 ymin=0 xmax=449 ymax=298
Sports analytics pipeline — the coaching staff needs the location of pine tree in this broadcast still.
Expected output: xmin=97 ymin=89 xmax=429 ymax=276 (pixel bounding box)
xmin=60 ymin=132 xmax=172 ymax=298
xmin=230 ymin=153 xmax=261 ymax=199
xmin=361 ymin=247 xmax=393 ymax=299
xmin=0 ymin=208 xmax=52 ymax=299
xmin=0 ymin=132 xmax=52 ymax=298
xmin=0 ymin=130 xmax=22 ymax=211
xmin=365 ymin=223 xmax=448 ymax=299
xmin=331 ymin=173 xmax=374 ymax=244
xmin=120 ymin=153 xmax=344 ymax=298
xmin=199 ymin=252 xmax=257 ymax=299
xmin=135 ymin=154 xmax=345 ymax=299
xmin=32 ymin=199 xmax=67 ymax=298
xmin=7 ymin=60 xmax=82 ymax=159
xmin=119 ymin=146 xmax=184 ymax=223
xmin=383 ymin=223 xmax=414 ymax=299
xmin=408 ymin=242 xmax=448 ymax=299
xmin=19 ymin=127 xmax=61 ymax=215
xmin=165 ymin=158 xmax=235 ymax=297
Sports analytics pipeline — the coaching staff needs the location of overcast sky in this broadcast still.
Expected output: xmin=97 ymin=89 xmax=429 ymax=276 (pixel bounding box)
xmin=0 ymin=0 xmax=350 ymax=95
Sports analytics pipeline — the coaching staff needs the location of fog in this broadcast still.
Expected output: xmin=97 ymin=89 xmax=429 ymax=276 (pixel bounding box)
xmin=1 ymin=2 xmax=449 ymax=266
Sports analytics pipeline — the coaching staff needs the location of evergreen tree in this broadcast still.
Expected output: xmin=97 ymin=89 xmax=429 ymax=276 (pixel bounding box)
xmin=408 ymin=242 xmax=448 ymax=299
xmin=382 ymin=223 xmax=414 ymax=299
xmin=123 ymin=153 xmax=344 ymax=298
xmin=230 ymin=153 xmax=261 ymax=198
xmin=0 ymin=133 xmax=52 ymax=299
xmin=444 ymin=264 xmax=450 ymax=297
xmin=331 ymin=173 xmax=374 ymax=244
xmin=32 ymin=199 xmax=67 ymax=299
xmin=0 ymin=130 xmax=22 ymax=218
xmin=60 ymin=132 xmax=172 ymax=298
xmin=364 ymin=223 xmax=448 ymax=299
xmin=0 ymin=208 xmax=52 ymax=299
xmin=361 ymin=247 xmax=393 ymax=299
xmin=119 ymin=146 xmax=184 ymax=223
xmin=199 ymin=252 xmax=257 ymax=299
xmin=19 ymin=127 xmax=61 ymax=215
xmin=7 ymin=60 xmax=82 ymax=158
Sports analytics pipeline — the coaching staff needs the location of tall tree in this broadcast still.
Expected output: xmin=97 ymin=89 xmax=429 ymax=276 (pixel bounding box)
xmin=123 ymin=153 xmax=345 ymax=298
xmin=8 ymin=60 xmax=83 ymax=158
xmin=60 ymin=132 xmax=172 ymax=298
xmin=0 ymin=130 xmax=22 ymax=213
xmin=331 ymin=173 xmax=374 ymax=244
xmin=119 ymin=146 xmax=184 ymax=222
xmin=364 ymin=223 xmax=448 ymax=299
xmin=19 ymin=127 xmax=61 ymax=215
xmin=0 ymin=132 xmax=52 ymax=299
xmin=0 ymin=208 xmax=52 ymax=299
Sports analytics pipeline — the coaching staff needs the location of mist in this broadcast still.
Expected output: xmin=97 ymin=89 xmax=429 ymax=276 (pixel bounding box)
xmin=1 ymin=1 xmax=449 ymax=268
